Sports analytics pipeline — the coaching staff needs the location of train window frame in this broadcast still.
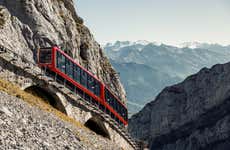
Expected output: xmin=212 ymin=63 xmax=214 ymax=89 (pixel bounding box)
xmin=39 ymin=48 xmax=52 ymax=64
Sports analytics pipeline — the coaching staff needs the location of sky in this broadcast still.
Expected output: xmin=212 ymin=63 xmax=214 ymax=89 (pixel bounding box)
xmin=75 ymin=0 xmax=230 ymax=46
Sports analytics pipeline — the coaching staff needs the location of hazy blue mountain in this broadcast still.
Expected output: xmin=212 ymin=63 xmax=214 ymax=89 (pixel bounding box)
xmin=104 ymin=41 xmax=230 ymax=115
xmin=110 ymin=60 xmax=180 ymax=114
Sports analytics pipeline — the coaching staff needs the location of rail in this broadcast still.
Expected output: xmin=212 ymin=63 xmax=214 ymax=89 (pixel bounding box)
xmin=0 ymin=45 xmax=140 ymax=150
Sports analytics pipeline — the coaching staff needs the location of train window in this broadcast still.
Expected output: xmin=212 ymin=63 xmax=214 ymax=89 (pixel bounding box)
xmin=105 ymin=91 xmax=109 ymax=103
xmin=111 ymin=97 xmax=115 ymax=109
xmin=116 ymin=102 xmax=120 ymax=115
xmin=119 ymin=105 xmax=123 ymax=116
xmin=73 ymin=65 xmax=81 ymax=83
xmin=81 ymin=69 xmax=87 ymax=88
xmin=105 ymin=88 xmax=128 ymax=123
xmin=122 ymin=108 xmax=125 ymax=119
xmin=106 ymin=89 xmax=114 ymax=109
xmin=39 ymin=48 xmax=52 ymax=64
xmin=86 ymin=75 xmax=100 ymax=96
xmin=94 ymin=82 xmax=100 ymax=97
xmin=105 ymin=89 xmax=108 ymax=100
xmin=56 ymin=51 xmax=66 ymax=73
xmin=125 ymin=109 xmax=128 ymax=121
xmin=117 ymin=103 xmax=120 ymax=115
xmin=120 ymin=107 xmax=123 ymax=118
xmin=116 ymin=101 xmax=119 ymax=113
xmin=105 ymin=90 xmax=110 ymax=104
xmin=87 ymin=75 xmax=95 ymax=93
xmin=112 ymin=97 xmax=116 ymax=110
xmin=66 ymin=59 xmax=73 ymax=78
xmin=109 ymin=94 xmax=113 ymax=106
xmin=120 ymin=106 xmax=123 ymax=116
xmin=122 ymin=107 xmax=125 ymax=118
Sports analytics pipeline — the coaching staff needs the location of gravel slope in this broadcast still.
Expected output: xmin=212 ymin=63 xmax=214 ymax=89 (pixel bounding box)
xmin=0 ymin=91 xmax=122 ymax=150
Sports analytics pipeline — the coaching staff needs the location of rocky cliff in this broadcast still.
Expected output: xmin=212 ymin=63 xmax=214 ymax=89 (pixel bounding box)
xmin=0 ymin=0 xmax=126 ymax=102
xmin=129 ymin=62 xmax=230 ymax=150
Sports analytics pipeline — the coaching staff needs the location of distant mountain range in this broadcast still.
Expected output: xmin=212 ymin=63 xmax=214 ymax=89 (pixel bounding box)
xmin=104 ymin=41 xmax=230 ymax=115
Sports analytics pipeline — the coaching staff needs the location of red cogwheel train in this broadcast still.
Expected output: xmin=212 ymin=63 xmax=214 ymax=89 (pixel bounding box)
xmin=37 ymin=47 xmax=128 ymax=126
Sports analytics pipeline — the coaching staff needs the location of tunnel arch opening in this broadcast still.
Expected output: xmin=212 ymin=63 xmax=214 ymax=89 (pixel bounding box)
xmin=24 ymin=86 xmax=67 ymax=114
xmin=85 ymin=116 xmax=110 ymax=139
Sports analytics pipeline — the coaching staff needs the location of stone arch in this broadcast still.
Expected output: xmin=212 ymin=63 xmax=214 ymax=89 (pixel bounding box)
xmin=85 ymin=116 xmax=110 ymax=139
xmin=24 ymin=85 xmax=67 ymax=114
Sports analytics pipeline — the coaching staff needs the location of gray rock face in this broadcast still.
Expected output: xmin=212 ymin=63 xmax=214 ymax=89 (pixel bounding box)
xmin=129 ymin=62 xmax=230 ymax=150
xmin=0 ymin=0 xmax=126 ymax=103
xmin=0 ymin=91 xmax=123 ymax=150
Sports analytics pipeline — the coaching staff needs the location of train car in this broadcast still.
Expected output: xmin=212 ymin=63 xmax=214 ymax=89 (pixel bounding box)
xmin=37 ymin=46 xmax=128 ymax=126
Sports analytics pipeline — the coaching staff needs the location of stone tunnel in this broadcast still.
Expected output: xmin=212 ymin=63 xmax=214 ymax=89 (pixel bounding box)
xmin=24 ymin=85 xmax=67 ymax=114
xmin=85 ymin=116 xmax=110 ymax=139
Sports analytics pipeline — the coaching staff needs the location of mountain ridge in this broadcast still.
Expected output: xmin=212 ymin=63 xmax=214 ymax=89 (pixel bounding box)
xmin=128 ymin=62 xmax=230 ymax=150
xmin=104 ymin=41 xmax=230 ymax=115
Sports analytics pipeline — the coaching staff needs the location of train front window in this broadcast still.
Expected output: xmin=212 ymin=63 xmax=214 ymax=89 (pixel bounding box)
xmin=39 ymin=48 xmax=52 ymax=64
